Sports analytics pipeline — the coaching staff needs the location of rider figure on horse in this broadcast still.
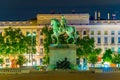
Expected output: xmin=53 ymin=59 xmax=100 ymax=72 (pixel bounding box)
xmin=60 ymin=16 xmax=67 ymax=32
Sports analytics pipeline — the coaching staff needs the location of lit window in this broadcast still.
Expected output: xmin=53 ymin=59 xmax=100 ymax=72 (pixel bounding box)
xmin=111 ymin=31 xmax=114 ymax=35
xmin=111 ymin=47 xmax=114 ymax=52
xmin=98 ymin=37 xmax=101 ymax=43
xmin=40 ymin=58 xmax=43 ymax=65
xmin=91 ymin=31 xmax=94 ymax=35
xmin=104 ymin=37 xmax=108 ymax=44
xmin=111 ymin=37 xmax=114 ymax=44
xmin=118 ymin=31 xmax=120 ymax=35
xmin=118 ymin=37 xmax=120 ymax=43
xmin=104 ymin=31 xmax=108 ymax=35
xmin=97 ymin=31 xmax=101 ymax=35
xmin=118 ymin=47 xmax=120 ymax=53
xmin=40 ymin=48 xmax=43 ymax=55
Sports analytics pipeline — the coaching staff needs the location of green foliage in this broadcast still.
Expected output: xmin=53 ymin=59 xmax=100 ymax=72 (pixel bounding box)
xmin=88 ymin=48 xmax=101 ymax=66
xmin=0 ymin=58 xmax=4 ymax=64
xmin=42 ymin=55 xmax=49 ymax=65
xmin=77 ymin=37 xmax=101 ymax=68
xmin=42 ymin=26 xmax=53 ymax=54
xmin=112 ymin=54 xmax=120 ymax=65
xmin=42 ymin=26 xmax=53 ymax=64
xmin=0 ymin=35 xmax=5 ymax=55
xmin=16 ymin=55 xmax=28 ymax=66
xmin=102 ymin=49 xmax=113 ymax=63
xmin=26 ymin=32 xmax=36 ymax=55
xmin=76 ymin=37 xmax=94 ymax=58
xmin=3 ymin=27 xmax=28 ymax=56
xmin=88 ymin=54 xmax=98 ymax=66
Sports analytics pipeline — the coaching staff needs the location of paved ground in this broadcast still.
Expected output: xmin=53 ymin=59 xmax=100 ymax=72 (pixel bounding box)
xmin=0 ymin=71 xmax=120 ymax=80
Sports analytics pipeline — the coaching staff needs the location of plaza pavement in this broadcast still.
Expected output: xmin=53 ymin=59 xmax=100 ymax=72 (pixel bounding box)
xmin=0 ymin=71 xmax=120 ymax=80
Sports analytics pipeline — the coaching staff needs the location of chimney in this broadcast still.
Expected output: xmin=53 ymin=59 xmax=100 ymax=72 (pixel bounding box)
xmin=108 ymin=13 xmax=110 ymax=20
xmin=95 ymin=11 xmax=97 ymax=20
xmin=98 ymin=11 xmax=100 ymax=20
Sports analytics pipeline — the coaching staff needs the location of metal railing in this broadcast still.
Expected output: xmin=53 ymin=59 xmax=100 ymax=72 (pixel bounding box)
xmin=0 ymin=68 xmax=30 ymax=74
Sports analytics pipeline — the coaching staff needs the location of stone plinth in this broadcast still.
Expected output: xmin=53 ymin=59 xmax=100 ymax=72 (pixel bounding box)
xmin=47 ymin=44 xmax=77 ymax=70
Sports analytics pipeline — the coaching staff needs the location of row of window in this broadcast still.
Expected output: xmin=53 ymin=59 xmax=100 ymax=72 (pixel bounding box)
xmin=4 ymin=58 xmax=43 ymax=65
xmin=90 ymin=31 xmax=109 ymax=35
xmin=26 ymin=31 xmax=43 ymax=36
xmin=0 ymin=31 xmax=43 ymax=36
xmin=104 ymin=47 xmax=120 ymax=53
xmin=96 ymin=37 xmax=120 ymax=44
xmin=82 ymin=30 xmax=120 ymax=35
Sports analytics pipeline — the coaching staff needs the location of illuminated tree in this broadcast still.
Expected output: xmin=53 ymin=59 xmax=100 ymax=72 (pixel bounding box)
xmin=4 ymin=27 xmax=27 ymax=57
xmin=76 ymin=37 xmax=94 ymax=69
xmin=26 ymin=31 xmax=37 ymax=65
xmin=88 ymin=48 xmax=101 ymax=67
xmin=0 ymin=34 xmax=5 ymax=56
xmin=16 ymin=55 xmax=28 ymax=67
xmin=42 ymin=26 xmax=53 ymax=64
xmin=0 ymin=58 xmax=4 ymax=66
xmin=112 ymin=54 xmax=120 ymax=67
xmin=102 ymin=49 xmax=113 ymax=63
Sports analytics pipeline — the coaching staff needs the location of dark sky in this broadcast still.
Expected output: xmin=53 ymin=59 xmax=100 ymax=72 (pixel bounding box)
xmin=1 ymin=0 xmax=120 ymax=21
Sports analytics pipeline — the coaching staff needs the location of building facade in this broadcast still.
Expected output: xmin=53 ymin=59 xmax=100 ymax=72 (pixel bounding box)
xmin=0 ymin=14 xmax=120 ymax=67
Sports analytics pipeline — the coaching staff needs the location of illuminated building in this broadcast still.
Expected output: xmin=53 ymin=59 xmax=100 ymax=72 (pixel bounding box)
xmin=0 ymin=13 xmax=119 ymax=67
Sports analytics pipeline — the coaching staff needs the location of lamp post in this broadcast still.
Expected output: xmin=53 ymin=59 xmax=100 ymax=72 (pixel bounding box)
xmin=27 ymin=32 xmax=36 ymax=66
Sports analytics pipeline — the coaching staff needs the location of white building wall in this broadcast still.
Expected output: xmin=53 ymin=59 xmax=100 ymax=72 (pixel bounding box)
xmin=74 ymin=24 xmax=120 ymax=55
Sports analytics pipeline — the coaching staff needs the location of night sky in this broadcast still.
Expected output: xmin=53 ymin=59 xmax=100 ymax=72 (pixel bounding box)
xmin=1 ymin=0 xmax=120 ymax=21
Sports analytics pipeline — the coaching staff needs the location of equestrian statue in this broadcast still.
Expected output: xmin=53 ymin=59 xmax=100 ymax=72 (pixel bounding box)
xmin=51 ymin=16 xmax=78 ymax=44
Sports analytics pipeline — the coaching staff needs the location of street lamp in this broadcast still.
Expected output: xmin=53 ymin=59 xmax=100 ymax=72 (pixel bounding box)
xmin=27 ymin=32 xmax=36 ymax=66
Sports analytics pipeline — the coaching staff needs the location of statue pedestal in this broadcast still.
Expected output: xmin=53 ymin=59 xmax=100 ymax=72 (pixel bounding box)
xmin=47 ymin=44 xmax=78 ymax=71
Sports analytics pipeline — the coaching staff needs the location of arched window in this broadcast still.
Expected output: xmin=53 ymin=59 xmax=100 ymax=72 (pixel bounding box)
xmin=83 ymin=31 xmax=86 ymax=35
